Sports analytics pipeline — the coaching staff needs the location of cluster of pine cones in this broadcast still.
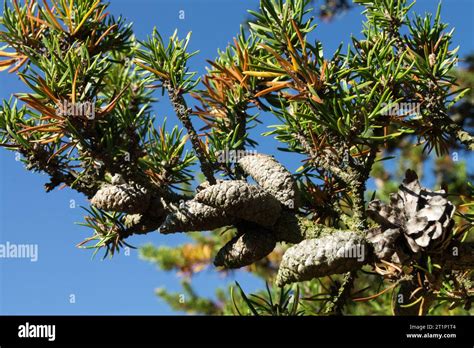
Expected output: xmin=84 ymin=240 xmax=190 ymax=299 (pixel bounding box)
xmin=90 ymin=154 xmax=456 ymax=286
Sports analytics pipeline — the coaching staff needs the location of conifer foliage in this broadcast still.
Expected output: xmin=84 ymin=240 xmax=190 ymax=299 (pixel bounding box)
xmin=0 ymin=0 xmax=473 ymax=315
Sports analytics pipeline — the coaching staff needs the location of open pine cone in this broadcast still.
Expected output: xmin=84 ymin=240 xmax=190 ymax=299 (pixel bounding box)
xmin=367 ymin=170 xmax=455 ymax=263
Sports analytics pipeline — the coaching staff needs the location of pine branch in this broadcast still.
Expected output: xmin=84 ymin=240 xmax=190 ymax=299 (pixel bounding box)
xmin=324 ymin=271 xmax=357 ymax=315
xmin=293 ymin=131 xmax=349 ymax=182
xmin=165 ymin=82 xmax=216 ymax=185
xmin=444 ymin=121 xmax=474 ymax=151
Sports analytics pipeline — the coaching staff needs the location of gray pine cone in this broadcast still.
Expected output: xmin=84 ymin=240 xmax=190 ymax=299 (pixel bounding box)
xmin=91 ymin=183 xmax=151 ymax=214
xmin=238 ymin=154 xmax=300 ymax=209
xmin=276 ymin=231 xmax=367 ymax=286
xmin=214 ymin=227 xmax=276 ymax=269
xmin=194 ymin=180 xmax=282 ymax=227
xmin=160 ymin=200 xmax=237 ymax=234
xmin=367 ymin=170 xmax=455 ymax=255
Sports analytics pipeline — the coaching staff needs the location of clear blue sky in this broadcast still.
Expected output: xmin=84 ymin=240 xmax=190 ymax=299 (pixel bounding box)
xmin=0 ymin=0 xmax=473 ymax=315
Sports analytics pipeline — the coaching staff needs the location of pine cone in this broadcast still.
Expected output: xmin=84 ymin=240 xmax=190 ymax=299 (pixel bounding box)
xmin=367 ymin=170 xmax=455 ymax=256
xmin=146 ymin=197 xmax=167 ymax=218
xmin=110 ymin=173 xmax=126 ymax=185
xmin=160 ymin=200 xmax=237 ymax=234
xmin=214 ymin=227 xmax=276 ymax=269
xmin=91 ymin=184 xmax=151 ymax=213
xmin=194 ymin=180 xmax=282 ymax=227
xmin=276 ymin=231 xmax=367 ymax=286
xmin=238 ymin=154 xmax=300 ymax=209
xmin=366 ymin=227 xmax=409 ymax=264
xmin=123 ymin=214 xmax=163 ymax=235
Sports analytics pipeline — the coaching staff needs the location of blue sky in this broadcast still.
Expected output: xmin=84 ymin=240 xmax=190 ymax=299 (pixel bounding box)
xmin=0 ymin=0 xmax=473 ymax=315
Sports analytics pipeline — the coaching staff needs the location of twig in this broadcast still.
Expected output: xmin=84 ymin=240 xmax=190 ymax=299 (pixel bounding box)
xmin=166 ymin=82 xmax=216 ymax=185
xmin=324 ymin=271 xmax=356 ymax=315
xmin=444 ymin=121 xmax=474 ymax=151
xmin=293 ymin=131 xmax=349 ymax=182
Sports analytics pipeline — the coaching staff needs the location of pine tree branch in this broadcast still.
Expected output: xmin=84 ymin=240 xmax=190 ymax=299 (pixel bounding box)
xmin=294 ymin=130 xmax=375 ymax=230
xmin=444 ymin=121 xmax=474 ymax=151
xmin=166 ymin=82 xmax=216 ymax=185
xmin=293 ymin=131 xmax=349 ymax=182
xmin=20 ymin=146 xmax=100 ymax=198
xmin=324 ymin=271 xmax=357 ymax=315
xmin=271 ymin=211 xmax=338 ymax=243
xmin=344 ymin=146 xmax=377 ymax=230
